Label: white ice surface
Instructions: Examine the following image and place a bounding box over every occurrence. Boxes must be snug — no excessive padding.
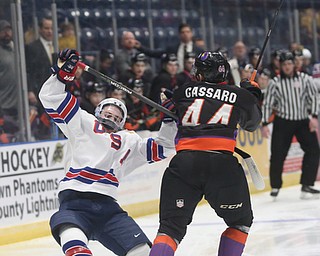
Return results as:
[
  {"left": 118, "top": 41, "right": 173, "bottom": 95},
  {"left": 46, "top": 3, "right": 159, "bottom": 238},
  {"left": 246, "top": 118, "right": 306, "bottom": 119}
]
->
[{"left": 1, "top": 182, "right": 320, "bottom": 256}]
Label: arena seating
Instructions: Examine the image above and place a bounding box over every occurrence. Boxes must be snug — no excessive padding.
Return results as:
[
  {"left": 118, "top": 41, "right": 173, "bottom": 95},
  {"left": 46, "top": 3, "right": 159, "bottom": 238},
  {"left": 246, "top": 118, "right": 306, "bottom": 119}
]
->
[{"left": 21, "top": 0, "right": 285, "bottom": 53}]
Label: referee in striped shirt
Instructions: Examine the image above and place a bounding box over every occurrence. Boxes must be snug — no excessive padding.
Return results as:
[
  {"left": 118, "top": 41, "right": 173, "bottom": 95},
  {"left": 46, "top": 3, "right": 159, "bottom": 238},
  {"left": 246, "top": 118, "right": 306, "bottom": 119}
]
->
[{"left": 261, "top": 50, "right": 320, "bottom": 200}]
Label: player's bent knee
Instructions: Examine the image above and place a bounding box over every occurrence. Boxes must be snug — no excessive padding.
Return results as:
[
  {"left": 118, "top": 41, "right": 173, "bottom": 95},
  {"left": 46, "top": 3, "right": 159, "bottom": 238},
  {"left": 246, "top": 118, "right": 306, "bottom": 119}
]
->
[
  {"left": 126, "top": 243, "right": 150, "bottom": 256},
  {"left": 231, "top": 225, "right": 250, "bottom": 234},
  {"left": 160, "top": 216, "right": 190, "bottom": 242},
  {"left": 225, "top": 214, "right": 253, "bottom": 229}
]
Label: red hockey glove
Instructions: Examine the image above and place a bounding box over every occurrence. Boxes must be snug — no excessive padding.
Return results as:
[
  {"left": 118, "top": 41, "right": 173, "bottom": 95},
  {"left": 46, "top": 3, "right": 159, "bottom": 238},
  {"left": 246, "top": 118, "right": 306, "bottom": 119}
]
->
[
  {"left": 159, "top": 89, "right": 176, "bottom": 123},
  {"left": 240, "top": 79, "right": 262, "bottom": 101},
  {"left": 160, "top": 98, "right": 175, "bottom": 123},
  {"left": 51, "top": 49, "right": 80, "bottom": 83},
  {"left": 160, "top": 89, "right": 175, "bottom": 123}
]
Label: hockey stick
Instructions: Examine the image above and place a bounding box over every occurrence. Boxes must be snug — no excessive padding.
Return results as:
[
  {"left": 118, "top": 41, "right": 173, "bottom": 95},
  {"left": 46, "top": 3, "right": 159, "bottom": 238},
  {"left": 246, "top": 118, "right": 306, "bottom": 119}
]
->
[
  {"left": 234, "top": 147, "right": 265, "bottom": 190},
  {"left": 79, "top": 62, "right": 264, "bottom": 190},
  {"left": 236, "top": 1, "right": 286, "bottom": 190},
  {"left": 250, "top": 0, "right": 285, "bottom": 82},
  {"left": 78, "top": 62, "right": 178, "bottom": 121}
]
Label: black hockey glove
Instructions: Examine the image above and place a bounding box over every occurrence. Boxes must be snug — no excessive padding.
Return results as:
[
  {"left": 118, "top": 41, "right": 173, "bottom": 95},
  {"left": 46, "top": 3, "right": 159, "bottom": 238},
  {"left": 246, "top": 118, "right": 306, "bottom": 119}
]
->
[
  {"left": 240, "top": 79, "right": 262, "bottom": 101},
  {"left": 51, "top": 48, "right": 80, "bottom": 84}
]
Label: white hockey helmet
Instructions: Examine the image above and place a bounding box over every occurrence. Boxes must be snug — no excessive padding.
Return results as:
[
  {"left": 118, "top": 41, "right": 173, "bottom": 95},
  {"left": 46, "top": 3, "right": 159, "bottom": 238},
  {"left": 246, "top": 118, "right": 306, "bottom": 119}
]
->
[{"left": 95, "top": 98, "right": 127, "bottom": 131}]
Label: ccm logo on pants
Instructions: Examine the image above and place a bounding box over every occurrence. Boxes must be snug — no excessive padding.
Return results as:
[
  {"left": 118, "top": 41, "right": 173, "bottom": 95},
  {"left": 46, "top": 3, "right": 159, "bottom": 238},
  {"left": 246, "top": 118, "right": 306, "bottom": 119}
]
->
[{"left": 220, "top": 203, "right": 243, "bottom": 209}]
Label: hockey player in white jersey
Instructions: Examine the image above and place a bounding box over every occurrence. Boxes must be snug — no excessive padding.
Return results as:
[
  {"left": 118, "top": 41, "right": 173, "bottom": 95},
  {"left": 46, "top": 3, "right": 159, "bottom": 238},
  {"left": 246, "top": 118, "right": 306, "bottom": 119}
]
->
[{"left": 38, "top": 49, "right": 177, "bottom": 256}]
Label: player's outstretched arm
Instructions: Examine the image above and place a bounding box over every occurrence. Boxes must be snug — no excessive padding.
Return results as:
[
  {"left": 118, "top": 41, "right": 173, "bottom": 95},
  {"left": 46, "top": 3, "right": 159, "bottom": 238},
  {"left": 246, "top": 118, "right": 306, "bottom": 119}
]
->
[{"left": 39, "top": 49, "right": 83, "bottom": 135}]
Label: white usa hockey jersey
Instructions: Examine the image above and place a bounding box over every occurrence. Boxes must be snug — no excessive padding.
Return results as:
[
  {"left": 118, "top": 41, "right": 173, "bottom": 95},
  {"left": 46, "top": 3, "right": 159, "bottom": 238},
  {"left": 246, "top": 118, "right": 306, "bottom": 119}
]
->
[{"left": 39, "top": 75, "right": 177, "bottom": 200}]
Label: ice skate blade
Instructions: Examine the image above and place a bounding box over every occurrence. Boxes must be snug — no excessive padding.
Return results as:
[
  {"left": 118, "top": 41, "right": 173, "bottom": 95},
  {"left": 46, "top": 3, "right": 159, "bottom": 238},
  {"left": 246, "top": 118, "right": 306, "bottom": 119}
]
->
[{"left": 300, "top": 192, "right": 320, "bottom": 200}]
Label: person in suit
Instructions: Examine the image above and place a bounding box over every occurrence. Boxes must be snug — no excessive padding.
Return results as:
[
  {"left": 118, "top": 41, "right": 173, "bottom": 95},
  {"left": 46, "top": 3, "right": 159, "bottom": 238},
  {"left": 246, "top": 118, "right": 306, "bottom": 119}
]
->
[
  {"left": 135, "top": 23, "right": 203, "bottom": 72},
  {"left": 25, "top": 16, "right": 54, "bottom": 140}
]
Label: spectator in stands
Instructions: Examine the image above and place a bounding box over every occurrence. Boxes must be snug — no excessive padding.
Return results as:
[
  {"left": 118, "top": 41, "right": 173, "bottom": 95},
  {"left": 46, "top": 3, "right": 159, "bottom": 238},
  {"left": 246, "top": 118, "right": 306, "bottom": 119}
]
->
[
  {"left": 248, "top": 47, "right": 261, "bottom": 71},
  {"left": 124, "top": 79, "right": 160, "bottom": 131},
  {"left": 194, "top": 37, "right": 206, "bottom": 51},
  {"left": 109, "top": 88, "right": 126, "bottom": 102},
  {"left": 81, "top": 81, "right": 107, "bottom": 115},
  {"left": 119, "top": 53, "right": 153, "bottom": 97},
  {"left": 257, "top": 68, "right": 271, "bottom": 105},
  {"left": 58, "top": 22, "right": 77, "bottom": 51},
  {"left": 312, "top": 62, "right": 320, "bottom": 90},
  {"left": 0, "top": 107, "right": 19, "bottom": 144},
  {"left": 301, "top": 48, "right": 313, "bottom": 75},
  {"left": 24, "top": 25, "right": 36, "bottom": 45},
  {"left": 99, "top": 48, "right": 115, "bottom": 78},
  {"left": 176, "top": 52, "right": 196, "bottom": 87},
  {"left": 265, "top": 49, "right": 282, "bottom": 79},
  {"left": 0, "top": 19, "right": 20, "bottom": 142},
  {"left": 292, "top": 48, "right": 304, "bottom": 73},
  {"left": 289, "top": 41, "right": 303, "bottom": 52},
  {"left": 150, "top": 53, "right": 179, "bottom": 102},
  {"left": 229, "top": 40, "right": 248, "bottom": 86},
  {"left": 114, "top": 31, "right": 141, "bottom": 80},
  {"left": 258, "top": 68, "right": 271, "bottom": 90},
  {"left": 0, "top": 20, "right": 18, "bottom": 120},
  {"left": 136, "top": 23, "right": 203, "bottom": 72},
  {"left": 25, "top": 16, "right": 54, "bottom": 140}
]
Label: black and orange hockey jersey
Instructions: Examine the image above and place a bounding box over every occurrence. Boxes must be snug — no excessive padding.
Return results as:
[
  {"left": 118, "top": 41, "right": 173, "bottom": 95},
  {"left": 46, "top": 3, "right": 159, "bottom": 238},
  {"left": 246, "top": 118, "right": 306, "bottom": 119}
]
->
[{"left": 172, "top": 81, "right": 262, "bottom": 152}]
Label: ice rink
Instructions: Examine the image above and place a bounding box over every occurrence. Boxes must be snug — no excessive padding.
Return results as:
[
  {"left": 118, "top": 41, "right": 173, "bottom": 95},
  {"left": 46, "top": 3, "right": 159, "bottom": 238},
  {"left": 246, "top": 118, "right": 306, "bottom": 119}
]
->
[{"left": 1, "top": 182, "right": 320, "bottom": 256}]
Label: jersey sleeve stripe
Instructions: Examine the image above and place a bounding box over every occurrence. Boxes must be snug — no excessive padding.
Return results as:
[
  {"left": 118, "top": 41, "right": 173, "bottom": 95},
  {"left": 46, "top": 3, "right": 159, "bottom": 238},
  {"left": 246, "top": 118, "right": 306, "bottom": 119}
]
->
[
  {"left": 45, "top": 92, "right": 79, "bottom": 124},
  {"left": 58, "top": 93, "right": 79, "bottom": 121},
  {"left": 45, "top": 108, "right": 65, "bottom": 123},
  {"left": 146, "top": 138, "right": 166, "bottom": 163}
]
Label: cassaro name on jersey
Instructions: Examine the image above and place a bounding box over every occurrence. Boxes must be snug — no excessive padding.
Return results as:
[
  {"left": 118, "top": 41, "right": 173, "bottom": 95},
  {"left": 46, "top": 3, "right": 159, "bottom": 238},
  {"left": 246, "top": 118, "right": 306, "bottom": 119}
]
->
[{"left": 185, "top": 87, "right": 237, "bottom": 104}]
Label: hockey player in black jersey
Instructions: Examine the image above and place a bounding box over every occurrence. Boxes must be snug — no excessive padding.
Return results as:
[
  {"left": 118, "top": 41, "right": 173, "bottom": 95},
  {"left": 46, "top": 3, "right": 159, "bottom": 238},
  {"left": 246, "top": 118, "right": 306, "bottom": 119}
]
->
[{"left": 149, "top": 51, "right": 262, "bottom": 256}]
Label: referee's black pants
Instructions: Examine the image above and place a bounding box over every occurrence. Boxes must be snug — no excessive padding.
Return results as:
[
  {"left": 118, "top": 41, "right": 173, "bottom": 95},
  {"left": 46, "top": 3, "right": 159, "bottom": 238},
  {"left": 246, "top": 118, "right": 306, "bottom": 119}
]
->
[{"left": 270, "top": 116, "right": 320, "bottom": 189}]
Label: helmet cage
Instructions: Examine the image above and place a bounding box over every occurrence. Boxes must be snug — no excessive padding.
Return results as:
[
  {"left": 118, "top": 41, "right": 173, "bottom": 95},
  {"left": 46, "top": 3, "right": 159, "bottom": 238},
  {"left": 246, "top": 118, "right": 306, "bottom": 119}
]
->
[{"left": 95, "top": 98, "right": 127, "bottom": 131}]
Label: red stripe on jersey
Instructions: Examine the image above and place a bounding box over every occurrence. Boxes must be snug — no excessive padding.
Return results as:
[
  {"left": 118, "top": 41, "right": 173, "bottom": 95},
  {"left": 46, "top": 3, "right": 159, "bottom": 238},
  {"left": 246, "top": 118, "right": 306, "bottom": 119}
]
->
[
  {"left": 103, "top": 173, "right": 119, "bottom": 183},
  {"left": 176, "top": 137, "right": 236, "bottom": 152},
  {"left": 152, "top": 140, "right": 161, "bottom": 161},
  {"left": 66, "top": 169, "right": 119, "bottom": 183},
  {"left": 48, "top": 112, "right": 61, "bottom": 119},
  {"left": 60, "top": 95, "right": 77, "bottom": 119}
]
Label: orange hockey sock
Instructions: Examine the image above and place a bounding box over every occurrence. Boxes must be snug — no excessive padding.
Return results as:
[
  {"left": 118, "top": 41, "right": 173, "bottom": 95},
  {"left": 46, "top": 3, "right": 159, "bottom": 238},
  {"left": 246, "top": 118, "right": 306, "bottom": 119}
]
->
[
  {"left": 218, "top": 227, "right": 248, "bottom": 256},
  {"left": 149, "top": 234, "right": 177, "bottom": 256}
]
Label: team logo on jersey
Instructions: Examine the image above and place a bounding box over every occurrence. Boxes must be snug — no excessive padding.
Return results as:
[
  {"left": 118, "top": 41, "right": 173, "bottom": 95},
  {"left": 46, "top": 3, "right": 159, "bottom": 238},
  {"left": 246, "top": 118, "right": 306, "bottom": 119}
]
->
[{"left": 176, "top": 199, "right": 184, "bottom": 208}]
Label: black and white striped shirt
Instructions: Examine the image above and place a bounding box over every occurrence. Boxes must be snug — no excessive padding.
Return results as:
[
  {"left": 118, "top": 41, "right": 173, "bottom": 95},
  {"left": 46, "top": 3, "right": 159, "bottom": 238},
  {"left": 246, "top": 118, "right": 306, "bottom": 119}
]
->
[{"left": 262, "top": 72, "right": 319, "bottom": 123}]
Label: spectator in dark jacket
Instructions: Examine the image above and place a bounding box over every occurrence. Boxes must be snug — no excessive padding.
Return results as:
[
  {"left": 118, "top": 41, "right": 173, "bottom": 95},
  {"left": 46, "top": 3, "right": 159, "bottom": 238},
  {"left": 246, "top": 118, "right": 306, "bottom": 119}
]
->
[
  {"left": 176, "top": 52, "right": 196, "bottom": 87},
  {"left": 150, "top": 53, "right": 179, "bottom": 102}
]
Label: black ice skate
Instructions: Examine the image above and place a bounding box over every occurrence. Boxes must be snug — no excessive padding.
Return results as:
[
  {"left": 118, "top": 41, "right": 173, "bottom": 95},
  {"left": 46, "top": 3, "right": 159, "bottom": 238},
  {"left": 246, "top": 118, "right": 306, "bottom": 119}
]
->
[
  {"left": 300, "top": 185, "right": 320, "bottom": 200},
  {"left": 270, "top": 188, "right": 280, "bottom": 201}
]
